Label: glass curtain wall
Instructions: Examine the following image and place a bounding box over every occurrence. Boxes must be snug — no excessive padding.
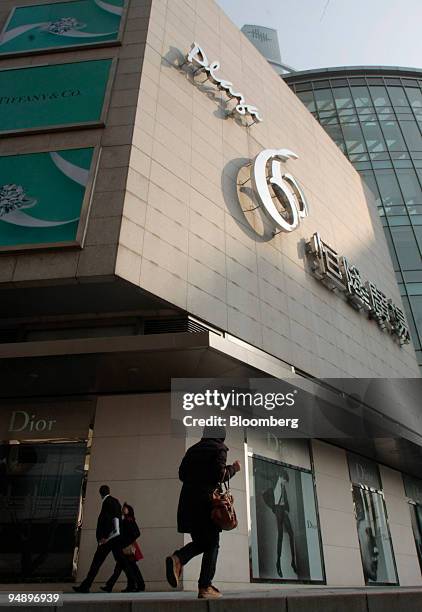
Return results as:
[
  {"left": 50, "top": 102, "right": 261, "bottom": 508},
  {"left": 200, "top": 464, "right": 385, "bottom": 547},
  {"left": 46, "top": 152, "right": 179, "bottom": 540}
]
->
[{"left": 288, "top": 72, "right": 422, "bottom": 371}]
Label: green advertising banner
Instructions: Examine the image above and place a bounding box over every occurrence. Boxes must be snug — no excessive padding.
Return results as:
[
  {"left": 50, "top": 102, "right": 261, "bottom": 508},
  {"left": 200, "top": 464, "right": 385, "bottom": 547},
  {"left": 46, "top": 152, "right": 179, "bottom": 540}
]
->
[
  {"left": 0, "top": 0, "right": 125, "bottom": 56},
  {"left": 0, "top": 59, "right": 113, "bottom": 135},
  {"left": 0, "top": 148, "right": 96, "bottom": 250}
]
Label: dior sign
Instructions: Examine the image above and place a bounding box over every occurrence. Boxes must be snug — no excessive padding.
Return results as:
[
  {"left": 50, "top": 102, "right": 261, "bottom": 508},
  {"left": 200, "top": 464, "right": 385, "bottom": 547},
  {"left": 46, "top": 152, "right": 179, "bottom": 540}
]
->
[
  {"left": 186, "top": 43, "right": 262, "bottom": 124},
  {"left": 9, "top": 410, "right": 57, "bottom": 433}
]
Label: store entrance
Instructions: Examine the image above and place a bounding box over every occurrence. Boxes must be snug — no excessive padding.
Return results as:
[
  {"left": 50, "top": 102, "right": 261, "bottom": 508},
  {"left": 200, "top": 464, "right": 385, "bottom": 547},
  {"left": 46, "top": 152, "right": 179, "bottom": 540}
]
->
[
  {"left": 0, "top": 399, "right": 94, "bottom": 583},
  {"left": 0, "top": 442, "right": 87, "bottom": 582}
]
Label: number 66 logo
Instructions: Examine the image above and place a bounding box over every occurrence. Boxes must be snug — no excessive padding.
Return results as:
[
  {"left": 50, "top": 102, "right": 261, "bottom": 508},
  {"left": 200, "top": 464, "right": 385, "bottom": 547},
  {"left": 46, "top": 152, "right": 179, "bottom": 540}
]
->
[{"left": 251, "top": 149, "right": 309, "bottom": 233}]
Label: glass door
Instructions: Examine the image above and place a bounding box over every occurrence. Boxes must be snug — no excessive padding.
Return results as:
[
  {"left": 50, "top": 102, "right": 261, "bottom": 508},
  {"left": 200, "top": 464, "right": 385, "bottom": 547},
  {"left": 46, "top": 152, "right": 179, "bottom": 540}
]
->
[{"left": 0, "top": 442, "right": 87, "bottom": 582}]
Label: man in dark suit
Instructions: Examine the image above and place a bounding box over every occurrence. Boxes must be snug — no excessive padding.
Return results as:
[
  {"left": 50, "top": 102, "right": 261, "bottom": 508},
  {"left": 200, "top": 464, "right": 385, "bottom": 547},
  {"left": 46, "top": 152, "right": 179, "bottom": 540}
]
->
[{"left": 73, "top": 484, "right": 133, "bottom": 593}]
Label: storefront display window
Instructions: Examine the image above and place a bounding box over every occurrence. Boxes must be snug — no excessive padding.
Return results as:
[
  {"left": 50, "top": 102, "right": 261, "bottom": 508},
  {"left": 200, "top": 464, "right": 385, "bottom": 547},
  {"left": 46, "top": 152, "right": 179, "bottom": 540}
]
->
[
  {"left": 403, "top": 474, "right": 422, "bottom": 572},
  {"left": 247, "top": 437, "right": 324, "bottom": 584},
  {"left": 348, "top": 453, "right": 398, "bottom": 585},
  {"left": 0, "top": 401, "right": 93, "bottom": 582}
]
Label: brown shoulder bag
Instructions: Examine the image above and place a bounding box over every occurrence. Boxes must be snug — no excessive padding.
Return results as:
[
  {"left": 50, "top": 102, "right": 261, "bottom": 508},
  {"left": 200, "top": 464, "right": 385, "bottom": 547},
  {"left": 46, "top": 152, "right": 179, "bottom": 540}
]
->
[{"left": 211, "top": 481, "right": 238, "bottom": 531}]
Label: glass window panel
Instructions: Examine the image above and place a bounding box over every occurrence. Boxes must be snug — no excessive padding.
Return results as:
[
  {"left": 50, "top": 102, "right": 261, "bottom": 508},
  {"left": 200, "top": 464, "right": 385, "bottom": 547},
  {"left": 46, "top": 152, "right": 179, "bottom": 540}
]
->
[
  {"left": 354, "top": 161, "right": 372, "bottom": 170},
  {"left": 383, "top": 226, "right": 400, "bottom": 269},
  {"left": 375, "top": 169, "right": 404, "bottom": 205},
  {"left": 381, "top": 120, "right": 406, "bottom": 151},
  {"left": 404, "top": 270, "right": 422, "bottom": 282},
  {"left": 408, "top": 504, "right": 422, "bottom": 572},
  {"left": 248, "top": 454, "right": 324, "bottom": 583},
  {"left": 393, "top": 159, "right": 413, "bottom": 168},
  {"left": 405, "top": 88, "right": 422, "bottom": 109},
  {"left": 387, "top": 86, "right": 410, "bottom": 108},
  {"left": 352, "top": 487, "right": 398, "bottom": 585},
  {"left": 372, "top": 160, "right": 393, "bottom": 169},
  {"left": 396, "top": 168, "right": 422, "bottom": 204},
  {"left": 361, "top": 170, "right": 381, "bottom": 204},
  {"left": 330, "top": 78, "right": 348, "bottom": 86},
  {"left": 342, "top": 123, "right": 366, "bottom": 154},
  {"left": 403, "top": 79, "right": 420, "bottom": 88},
  {"left": 402, "top": 295, "right": 421, "bottom": 348},
  {"left": 294, "top": 82, "right": 312, "bottom": 92},
  {"left": 333, "top": 86, "right": 353, "bottom": 109},
  {"left": 361, "top": 122, "right": 386, "bottom": 152},
  {"left": 399, "top": 120, "right": 422, "bottom": 151},
  {"left": 370, "top": 86, "right": 390, "bottom": 107},
  {"left": 296, "top": 91, "right": 316, "bottom": 112},
  {"left": 314, "top": 88, "right": 335, "bottom": 111},
  {"left": 411, "top": 215, "right": 422, "bottom": 225},
  {"left": 388, "top": 216, "right": 411, "bottom": 226},
  {"left": 385, "top": 206, "right": 407, "bottom": 216},
  {"left": 313, "top": 80, "right": 330, "bottom": 89},
  {"left": 324, "top": 125, "right": 346, "bottom": 152},
  {"left": 390, "top": 226, "right": 422, "bottom": 270},
  {"left": 0, "top": 442, "right": 86, "bottom": 581},
  {"left": 351, "top": 86, "right": 372, "bottom": 108},
  {"left": 339, "top": 115, "right": 359, "bottom": 124},
  {"left": 406, "top": 283, "right": 422, "bottom": 295},
  {"left": 414, "top": 226, "right": 422, "bottom": 253},
  {"left": 409, "top": 295, "right": 422, "bottom": 341}
]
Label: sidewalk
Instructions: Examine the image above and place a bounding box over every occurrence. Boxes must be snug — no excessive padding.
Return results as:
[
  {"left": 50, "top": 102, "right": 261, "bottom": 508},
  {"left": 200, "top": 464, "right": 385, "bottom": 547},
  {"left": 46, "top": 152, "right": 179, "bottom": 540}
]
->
[{"left": 18, "top": 586, "right": 422, "bottom": 611}]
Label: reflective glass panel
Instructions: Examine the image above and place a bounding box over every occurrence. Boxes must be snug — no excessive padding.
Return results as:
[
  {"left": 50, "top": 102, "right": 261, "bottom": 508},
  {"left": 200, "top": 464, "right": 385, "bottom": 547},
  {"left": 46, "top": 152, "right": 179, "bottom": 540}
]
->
[
  {"left": 375, "top": 169, "right": 404, "bottom": 206},
  {"left": 370, "top": 86, "right": 390, "bottom": 107},
  {"left": 396, "top": 168, "right": 422, "bottom": 204},
  {"left": 387, "top": 86, "right": 410, "bottom": 108},
  {"left": 342, "top": 123, "right": 366, "bottom": 154},
  {"left": 361, "top": 122, "right": 386, "bottom": 152},
  {"left": 409, "top": 295, "right": 422, "bottom": 340},
  {"left": 314, "top": 88, "right": 335, "bottom": 111},
  {"left": 333, "top": 87, "right": 353, "bottom": 109},
  {"left": 248, "top": 453, "right": 324, "bottom": 583},
  {"left": 405, "top": 88, "right": 422, "bottom": 109},
  {"left": 390, "top": 226, "right": 422, "bottom": 270},
  {"left": 399, "top": 121, "right": 422, "bottom": 151},
  {"left": 296, "top": 91, "right": 316, "bottom": 113},
  {"left": 380, "top": 121, "right": 406, "bottom": 151},
  {"left": 351, "top": 86, "right": 372, "bottom": 108},
  {"left": 0, "top": 442, "right": 86, "bottom": 581}
]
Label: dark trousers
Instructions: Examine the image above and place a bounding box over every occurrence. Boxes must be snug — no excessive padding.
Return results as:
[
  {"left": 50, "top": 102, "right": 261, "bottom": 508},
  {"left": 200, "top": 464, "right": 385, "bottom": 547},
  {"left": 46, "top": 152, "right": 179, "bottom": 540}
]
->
[
  {"left": 79, "top": 537, "right": 134, "bottom": 590},
  {"left": 175, "top": 527, "right": 220, "bottom": 588},
  {"left": 105, "top": 559, "right": 145, "bottom": 591}
]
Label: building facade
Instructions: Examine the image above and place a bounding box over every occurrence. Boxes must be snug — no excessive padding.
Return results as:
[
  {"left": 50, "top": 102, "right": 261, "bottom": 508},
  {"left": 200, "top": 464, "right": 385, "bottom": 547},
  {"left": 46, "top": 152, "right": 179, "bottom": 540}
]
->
[
  {"left": 285, "top": 66, "right": 422, "bottom": 374},
  {"left": 0, "top": 0, "right": 422, "bottom": 594}
]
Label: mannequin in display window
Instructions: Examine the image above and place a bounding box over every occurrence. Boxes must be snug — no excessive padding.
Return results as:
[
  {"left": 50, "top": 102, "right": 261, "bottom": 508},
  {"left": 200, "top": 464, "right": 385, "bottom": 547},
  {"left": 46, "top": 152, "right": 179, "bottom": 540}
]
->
[{"left": 262, "top": 468, "right": 297, "bottom": 578}]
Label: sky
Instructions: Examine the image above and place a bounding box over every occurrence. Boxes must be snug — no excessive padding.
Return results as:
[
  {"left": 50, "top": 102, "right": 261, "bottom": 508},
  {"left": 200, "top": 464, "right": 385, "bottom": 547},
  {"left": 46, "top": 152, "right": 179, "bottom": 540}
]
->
[{"left": 215, "top": 0, "right": 422, "bottom": 72}]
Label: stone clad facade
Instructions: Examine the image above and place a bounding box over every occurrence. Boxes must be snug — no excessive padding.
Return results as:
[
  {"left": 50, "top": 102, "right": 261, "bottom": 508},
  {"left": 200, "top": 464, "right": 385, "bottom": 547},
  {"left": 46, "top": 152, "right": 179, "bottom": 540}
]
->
[{"left": 0, "top": 0, "right": 421, "bottom": 594}]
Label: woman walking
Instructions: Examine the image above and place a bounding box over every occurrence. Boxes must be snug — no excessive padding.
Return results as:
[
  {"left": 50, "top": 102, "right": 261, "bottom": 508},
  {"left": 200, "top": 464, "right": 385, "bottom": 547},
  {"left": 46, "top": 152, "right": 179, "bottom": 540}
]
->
[
  {"left": 165, "top": 426, "right": 241, "bottom": 599},
  {"left": 101, "top": 503, "right": 145, "bottom": 593}
]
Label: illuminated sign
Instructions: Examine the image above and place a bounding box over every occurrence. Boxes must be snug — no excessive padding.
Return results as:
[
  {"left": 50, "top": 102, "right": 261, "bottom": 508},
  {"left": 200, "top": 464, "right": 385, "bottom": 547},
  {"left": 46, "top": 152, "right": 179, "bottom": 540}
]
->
[
  {"left": 306, "top": 232, "right": 410, "bottom": 345},
  {"left": 185, "top": 42, "right": 262, "bottom": 124},
  {"left": 0, "top": 147, "right": 98, "bottom": 252},
  {"left": 0, "top": 0, "right": 125, "bottom": 56},
  {"left": 0, "top": 59, "right": 113, "bottom": 135}
]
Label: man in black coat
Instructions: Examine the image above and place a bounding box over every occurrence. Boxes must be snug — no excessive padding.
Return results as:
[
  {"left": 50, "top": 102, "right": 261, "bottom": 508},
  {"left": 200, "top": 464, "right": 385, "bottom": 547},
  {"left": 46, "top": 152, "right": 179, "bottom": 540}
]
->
[
  {"left": 165, "top": 427, "right": 240, "bottom": 599},
  {"left": 73, "top": 485, "right": 133, "bottom": 593}
]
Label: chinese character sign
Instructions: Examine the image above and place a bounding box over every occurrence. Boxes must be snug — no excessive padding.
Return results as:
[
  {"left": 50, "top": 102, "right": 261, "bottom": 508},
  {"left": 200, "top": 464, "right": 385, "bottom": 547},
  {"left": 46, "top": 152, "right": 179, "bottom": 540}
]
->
[{"left": 305, "top": 233, "right": 410, "bottom": 346}]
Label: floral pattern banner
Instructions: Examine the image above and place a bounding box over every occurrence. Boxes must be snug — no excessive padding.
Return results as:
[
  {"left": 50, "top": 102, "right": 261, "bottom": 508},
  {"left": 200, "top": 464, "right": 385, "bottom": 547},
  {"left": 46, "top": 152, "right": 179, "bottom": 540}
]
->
[
  {"left": 0, "top": 148, "right": 95, "bottom": 250},
  {"left": 0, "top": 0, "right": 124, "bottom": 55}
]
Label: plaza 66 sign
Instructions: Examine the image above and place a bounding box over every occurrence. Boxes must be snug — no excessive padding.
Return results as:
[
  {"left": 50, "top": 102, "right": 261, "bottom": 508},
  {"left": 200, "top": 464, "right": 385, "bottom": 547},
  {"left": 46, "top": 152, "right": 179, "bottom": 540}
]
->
[{"left": 238, "top": 148, "right": 309, "bottom": 235}]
